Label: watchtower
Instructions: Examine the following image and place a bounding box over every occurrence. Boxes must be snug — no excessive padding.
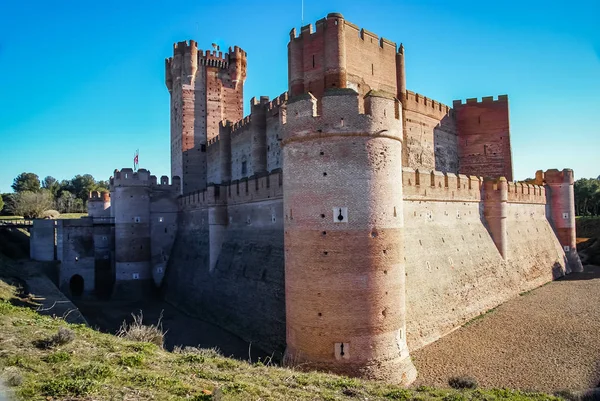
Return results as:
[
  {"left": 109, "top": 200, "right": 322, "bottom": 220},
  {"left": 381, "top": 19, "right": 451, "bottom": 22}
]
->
[
  {"left": 166, "top": 41, "right": 247, "bottom": 194},
  {"left": 288, "top": 13, "right": 404, "bottom": 103}
]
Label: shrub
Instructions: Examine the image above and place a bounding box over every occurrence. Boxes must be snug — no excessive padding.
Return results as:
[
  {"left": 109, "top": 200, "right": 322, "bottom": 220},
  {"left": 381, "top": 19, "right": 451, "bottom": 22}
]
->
[
  {"left": 448, "top": 375, "right": 478, "bottom": 390},
  {"left": 35, "top": 327, "right": 75, "bottom": 349},
  {"left": 41, "top": 209, "right": 60, "bottom": 219},
  {"left": 117, "top": 310, "right": 165, "bottom": 348}
]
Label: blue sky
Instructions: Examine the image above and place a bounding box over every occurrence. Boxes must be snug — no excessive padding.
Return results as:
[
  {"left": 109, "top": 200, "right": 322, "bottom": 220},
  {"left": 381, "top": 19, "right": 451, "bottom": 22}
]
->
[{"left": 0, "top": 0, "right": 598, "bottom": 193}]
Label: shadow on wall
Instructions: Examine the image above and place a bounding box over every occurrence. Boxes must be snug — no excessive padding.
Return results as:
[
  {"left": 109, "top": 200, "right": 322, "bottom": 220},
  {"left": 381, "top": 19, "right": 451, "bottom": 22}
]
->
[
  {"left": 434, "top": 114, "right": 458, "bottom": 173},
  {"left": 0, "top": 228, "right": 30, "bottom": 259}
]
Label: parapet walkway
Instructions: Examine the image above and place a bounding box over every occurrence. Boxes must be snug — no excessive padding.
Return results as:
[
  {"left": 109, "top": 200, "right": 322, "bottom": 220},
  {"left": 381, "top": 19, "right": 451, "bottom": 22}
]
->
[{"left": 412, "top": 264, "right": 600, "bottom": 392}]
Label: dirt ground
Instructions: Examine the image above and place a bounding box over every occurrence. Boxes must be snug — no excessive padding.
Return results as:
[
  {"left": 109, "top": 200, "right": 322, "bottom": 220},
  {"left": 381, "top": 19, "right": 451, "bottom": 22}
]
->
[{"left": 412, "top": 264, "right": 600, "bottom": 392}]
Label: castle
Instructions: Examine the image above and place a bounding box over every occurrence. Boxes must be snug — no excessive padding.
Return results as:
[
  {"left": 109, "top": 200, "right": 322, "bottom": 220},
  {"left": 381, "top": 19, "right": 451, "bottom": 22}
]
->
[{"left": 29, "top": 13, "right": 583, "bottom": 384}]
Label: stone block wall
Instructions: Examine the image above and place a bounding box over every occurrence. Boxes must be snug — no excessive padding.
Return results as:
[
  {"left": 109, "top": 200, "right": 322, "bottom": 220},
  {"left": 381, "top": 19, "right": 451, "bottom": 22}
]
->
[
  {"left": 57, "top": 219, "right": 95, "bottom": 296},
  {"left": 30, "top": 220, "right": 55, "bottom": 261}
]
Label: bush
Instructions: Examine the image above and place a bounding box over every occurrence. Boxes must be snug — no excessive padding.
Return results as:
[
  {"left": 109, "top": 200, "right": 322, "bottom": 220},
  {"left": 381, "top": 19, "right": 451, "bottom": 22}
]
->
[
  {"left": 35, "top": 327, "right": 75, "bottom": 349},
  {"left": 41, "top": 209, "right": 60, "bottom": 219},
  {"left": 7, "top": 190, "right": 53, "bottom": 219},
  {"left": 448, "top": 375, "right": 478, "bottom": 390},
  {"left": 117, "top": 310, "right": 165, "bottom": 348}
]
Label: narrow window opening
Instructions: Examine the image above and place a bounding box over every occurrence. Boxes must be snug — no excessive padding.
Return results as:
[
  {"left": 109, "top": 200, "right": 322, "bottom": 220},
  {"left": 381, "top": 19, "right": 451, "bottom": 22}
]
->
[
  {"left": 484, "top": 145, "right": 488, "bottom": 156},
  {"left": 371, "top": 64, "right": 374, "bottom": 75},
  {"left": 201, "top": 144, "right": 206, "bottom": 152},
  {"left": 312, "top": 55, "right": 315, "bottom": 68}
]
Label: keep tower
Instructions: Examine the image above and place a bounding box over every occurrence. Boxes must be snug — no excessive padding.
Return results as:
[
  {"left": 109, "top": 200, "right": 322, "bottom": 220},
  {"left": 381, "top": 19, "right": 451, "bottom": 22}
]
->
[
  {"left": 281, "top": 88, "right": 417, "bottom": 384},
  {"left": 166, "top": 41, "right": 247, "bottom": 194}
]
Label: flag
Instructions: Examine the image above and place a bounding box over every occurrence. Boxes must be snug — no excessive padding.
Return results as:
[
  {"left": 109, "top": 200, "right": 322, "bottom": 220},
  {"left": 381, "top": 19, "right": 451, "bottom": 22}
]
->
[{"left": 133, "top": 149, "right": 139, "bottom": 171}]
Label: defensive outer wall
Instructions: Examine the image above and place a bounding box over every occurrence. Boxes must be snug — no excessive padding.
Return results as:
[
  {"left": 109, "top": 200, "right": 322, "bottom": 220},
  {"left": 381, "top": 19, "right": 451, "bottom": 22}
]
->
[
  {"left": 164, "top": 89, "right": 582, "bottom": 382},
  {"left": 30, "top": 12, "right": 583, "bottom": 384}
]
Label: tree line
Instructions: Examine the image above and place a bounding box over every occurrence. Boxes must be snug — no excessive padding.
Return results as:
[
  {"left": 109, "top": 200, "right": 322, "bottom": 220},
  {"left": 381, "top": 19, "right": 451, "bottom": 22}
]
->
[
  {"left": 575, "top": 177, "right": 600, "bottom": 217},
  {"left": 1, "top": 172, "right": 109, "bottom": 218}
]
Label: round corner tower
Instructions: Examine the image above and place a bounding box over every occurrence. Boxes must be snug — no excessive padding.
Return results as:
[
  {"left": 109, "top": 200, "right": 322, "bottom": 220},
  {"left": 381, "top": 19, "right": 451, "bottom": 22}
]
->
[
  {"left": 281, "top": 88, "right": 417, "bottom": 384},
  {"left": 544, "top": 168, "right": 583, "bottom": 273}
]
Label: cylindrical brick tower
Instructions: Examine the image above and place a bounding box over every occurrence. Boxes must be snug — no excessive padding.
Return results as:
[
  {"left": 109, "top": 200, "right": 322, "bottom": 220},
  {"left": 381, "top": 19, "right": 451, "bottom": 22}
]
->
[
  {"left": 110, "top": 168, "right": 152, "bottom": 299},
  {"left": 483, "top": 177, "right": 508, "bottom": 259},
  {"left": 544, "top": 169, "right": 583, "bottom": 273},
  {"left": 281, "top": 88, "right": 416, "bottom": 384}
]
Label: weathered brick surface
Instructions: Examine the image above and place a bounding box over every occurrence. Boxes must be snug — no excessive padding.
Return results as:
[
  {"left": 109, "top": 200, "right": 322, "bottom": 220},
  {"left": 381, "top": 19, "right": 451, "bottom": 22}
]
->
[
  {"left": 281, "top": 91, "right": 416, "bottom": 383},
  {"left": 544, "top": 169, "right": 583, "bottom": 273},
  {"left": 454, "top": 96, "right": 513, "bottom": 180},
  {"left": 166, "top": 42, "right": 245, "bottom": 193}
]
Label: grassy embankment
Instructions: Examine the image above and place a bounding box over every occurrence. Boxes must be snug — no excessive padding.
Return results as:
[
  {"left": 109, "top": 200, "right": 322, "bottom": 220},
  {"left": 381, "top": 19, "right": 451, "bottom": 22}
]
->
[
  {"left": 0, "top": 256, "right": 561, "bottom": 401},
  {"left": 0, "top": 213, "right": 88, "bottom": 221}
]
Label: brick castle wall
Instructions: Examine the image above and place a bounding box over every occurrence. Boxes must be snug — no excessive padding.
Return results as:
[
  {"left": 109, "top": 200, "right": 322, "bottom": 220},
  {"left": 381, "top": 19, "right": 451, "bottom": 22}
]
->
[{"left": 454, "top": 96, "right": 513, "bottom": 180}]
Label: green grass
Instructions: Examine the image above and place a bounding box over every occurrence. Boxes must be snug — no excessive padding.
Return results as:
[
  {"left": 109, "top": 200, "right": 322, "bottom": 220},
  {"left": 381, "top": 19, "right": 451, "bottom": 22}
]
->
[
  {"left": 0, "top": 259, "right": 562, "bottom": 400},
  {"left": 464, "top": 306, "right": 499, "bottom": 327},
  {"left": 0, "top": 213, "right": 87, "bottom": 220}
]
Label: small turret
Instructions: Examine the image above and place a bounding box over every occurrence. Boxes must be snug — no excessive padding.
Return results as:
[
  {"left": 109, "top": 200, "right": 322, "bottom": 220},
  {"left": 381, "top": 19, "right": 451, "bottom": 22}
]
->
[
  {"left": 396, "top": 44, "right": 406, "bottom": 106},
  {"left": 228, "top": 46, "right": 247, "bottom": 89},
  {"left": 543, "top": 168, "right": 583, "bottom": 273}
]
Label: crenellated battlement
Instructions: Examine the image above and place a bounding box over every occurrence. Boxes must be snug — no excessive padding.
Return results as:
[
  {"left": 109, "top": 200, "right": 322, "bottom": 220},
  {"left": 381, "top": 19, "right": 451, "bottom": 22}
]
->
[
  {"left": 282, "top": 88, "right": 401, "bottom": 143},
  {"left": 289, "top": 13, "right": 397, "bottom": 53},
  {"left": 404, "top": 90, "right": 453, "bottom": 120},
  {"left": 543, "top": 168, "right": 574, "bottom": 185},
  {"left": 166, "top": 43, "right": 247, "bottom": 92},
  {"left": 231, "top": 115, "right": 253, "bottom": 136},
  {"left": 110, "top": 168, "right": 180, "bottom": 192},
  {"left": 452, "top": 95, "right": 508, "bottom": 108},
  {"left": 402, "top": 168, "right": 482, "bottom": 201},
  {"left": 88, "top": 190, "right": 110, "bottom": 202},
  {"left": 267, "top": 92, "right": 289, "bottom": 112},
  {"left": 179, "top": 170, "right": 283, "bottom": 209},
  {"left": 507, "top": 181, "right": 546, "bottom": 204}
]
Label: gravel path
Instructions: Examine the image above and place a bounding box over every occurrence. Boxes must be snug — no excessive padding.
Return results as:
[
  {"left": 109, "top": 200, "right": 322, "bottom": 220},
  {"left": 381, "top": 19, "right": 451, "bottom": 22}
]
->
[{"left": 412, "top": 264, "right": 600, "bottom": 392}]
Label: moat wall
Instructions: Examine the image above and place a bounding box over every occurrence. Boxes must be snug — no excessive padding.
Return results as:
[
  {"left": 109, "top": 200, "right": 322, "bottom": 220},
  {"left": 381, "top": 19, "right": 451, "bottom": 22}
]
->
[
  {"left": 402, "top": 171, "right": 565, "bottom": 350},
  {"left": 163, "top": 169, "right": 569, "bottom": 356},
  {"left": 164, "top": 175, "right": 286, "bottom": 355}
]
